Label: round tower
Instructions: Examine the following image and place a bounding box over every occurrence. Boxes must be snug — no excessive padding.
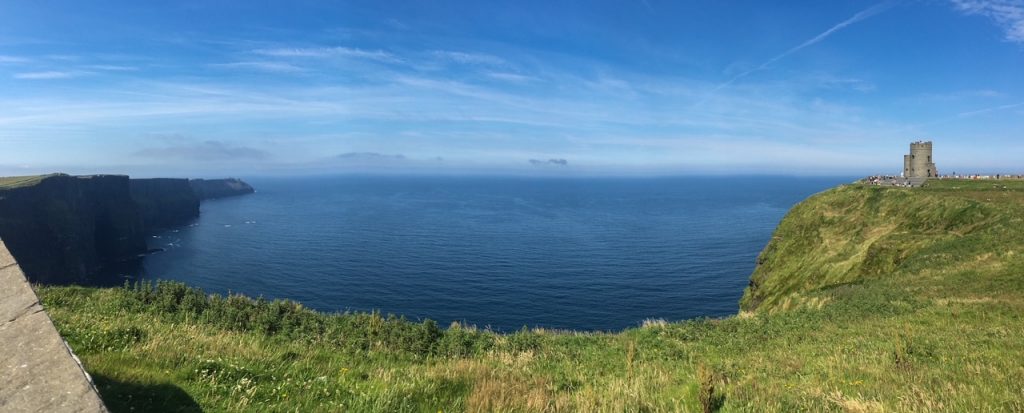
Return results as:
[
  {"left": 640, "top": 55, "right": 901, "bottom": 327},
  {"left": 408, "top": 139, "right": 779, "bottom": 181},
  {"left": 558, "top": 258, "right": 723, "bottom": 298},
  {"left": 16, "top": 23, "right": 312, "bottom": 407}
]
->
[{"left": 909, "top": 141, "right": 934, "bottom": 178}]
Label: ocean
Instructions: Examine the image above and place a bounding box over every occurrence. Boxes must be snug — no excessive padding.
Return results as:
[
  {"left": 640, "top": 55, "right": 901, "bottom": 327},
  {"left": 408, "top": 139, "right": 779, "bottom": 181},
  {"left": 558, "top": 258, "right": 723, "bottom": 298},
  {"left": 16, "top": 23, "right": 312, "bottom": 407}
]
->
[{"left": 129, "top": 175, "right": 849, "bottom": 332}]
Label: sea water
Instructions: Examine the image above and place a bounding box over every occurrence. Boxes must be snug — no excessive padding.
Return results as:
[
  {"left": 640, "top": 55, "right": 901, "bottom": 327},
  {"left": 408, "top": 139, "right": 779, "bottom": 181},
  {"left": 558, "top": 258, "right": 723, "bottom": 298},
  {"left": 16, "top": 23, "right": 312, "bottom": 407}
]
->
[{"left": 133, "top": 175, "right": 848, "bottom": 331}]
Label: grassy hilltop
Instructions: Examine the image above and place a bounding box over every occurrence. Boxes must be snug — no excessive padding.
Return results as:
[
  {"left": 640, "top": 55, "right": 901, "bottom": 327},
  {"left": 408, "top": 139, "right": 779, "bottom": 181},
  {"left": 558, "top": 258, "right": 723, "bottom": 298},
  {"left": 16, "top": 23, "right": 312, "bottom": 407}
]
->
[
  {"left": 0, "top": 173, "right": 58, "bottom": 189},
  {"left": 37, "top": 179, "right": 1024, "bottom": 412}
]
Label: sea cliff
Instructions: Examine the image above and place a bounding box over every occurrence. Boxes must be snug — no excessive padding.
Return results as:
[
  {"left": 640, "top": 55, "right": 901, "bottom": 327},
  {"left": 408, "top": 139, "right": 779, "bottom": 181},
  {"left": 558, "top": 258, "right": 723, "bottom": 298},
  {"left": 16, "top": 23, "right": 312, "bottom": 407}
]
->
[
  {"left": 189, "top": 178, "right": 255, "bottom": 200},
  {"left": 0, "top": 174, "right": 253, "bottom": 284},
  {"left": 740, "top": 180, "right": 1015, "bottom": 313},
  {"left": 130, "top": 178, "right": 200, "bottom": 231},
  {"left": 0, "top": 174, "right": 147, "bottom": 284}
]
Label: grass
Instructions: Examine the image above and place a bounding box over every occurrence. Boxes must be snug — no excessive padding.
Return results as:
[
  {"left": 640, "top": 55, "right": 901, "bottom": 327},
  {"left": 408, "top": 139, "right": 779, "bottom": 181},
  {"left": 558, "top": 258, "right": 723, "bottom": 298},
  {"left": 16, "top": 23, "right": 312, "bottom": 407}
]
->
[
  {"left": 36, "top": 179, "right": 1024, "bottom": 412},
  {"left": 0, "top": 173, "right": 59, "bottom": 190}
]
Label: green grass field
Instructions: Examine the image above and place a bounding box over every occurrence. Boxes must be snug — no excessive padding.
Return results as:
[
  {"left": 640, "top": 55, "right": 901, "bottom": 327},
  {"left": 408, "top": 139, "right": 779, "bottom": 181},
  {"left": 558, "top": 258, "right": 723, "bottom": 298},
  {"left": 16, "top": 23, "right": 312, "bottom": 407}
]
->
[
  {"left": 0, "top": 174, "right": 56, "bottom": 190},
  {"left": 37, "top": 179, "right": 1024, "bottom": 412}
]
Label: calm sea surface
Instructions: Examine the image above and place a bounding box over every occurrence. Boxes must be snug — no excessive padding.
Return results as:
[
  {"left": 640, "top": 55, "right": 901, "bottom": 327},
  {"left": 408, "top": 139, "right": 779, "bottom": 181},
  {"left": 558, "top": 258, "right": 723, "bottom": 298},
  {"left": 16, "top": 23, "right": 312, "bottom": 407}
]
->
[{"left": 131, "top": 176, "right": 849, "bottom": 331}]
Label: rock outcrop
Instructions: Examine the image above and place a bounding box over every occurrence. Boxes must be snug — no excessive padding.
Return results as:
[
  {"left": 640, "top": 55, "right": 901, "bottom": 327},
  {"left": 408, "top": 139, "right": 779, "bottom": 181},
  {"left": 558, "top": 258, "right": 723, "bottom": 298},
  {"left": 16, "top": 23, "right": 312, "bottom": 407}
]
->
[
  {"left": 0, "top": 174, "right": 147, "bottom": 284},
  {"left": 130, "top": 178, "right": 200, "bottom": 231},
  {"left": 189, "top": 178, "right": 255, "bottom": 200}
]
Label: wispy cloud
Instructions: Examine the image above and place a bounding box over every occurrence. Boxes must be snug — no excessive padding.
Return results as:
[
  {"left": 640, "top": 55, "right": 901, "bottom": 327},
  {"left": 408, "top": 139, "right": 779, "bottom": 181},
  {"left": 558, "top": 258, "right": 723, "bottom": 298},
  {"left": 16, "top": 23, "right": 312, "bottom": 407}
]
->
[
  {"left": 529, "top": 158, "right": 568, "bottom": 167},
  {"left": 210, "top": 61, "right": 305, "bottom": 73},
  {"left": 431, "top": 50, "right": 506, "bottom": 66},
  {"left": 814, "top": 75, "right": 877, "bottom": 92},
  {"left": 0, "top": 55, "right": 30, "bottom": 64},
  {"left": 82, "top": 64, "right": 138, "bottom": 71},
  {"left": 956, "top": 100, "right": 1024, "bottom": 117},
  {"left": 713, "top": 1, "right": 897, "bottom": 91},
  {"left": 951, "top": 0, "right": 1024, "bottom": 42},
  {"left": 134, "top": 140, "right": 269, "bottom": 161},
  {"left": 13, "top": 71, "right": 82, "bottom": 80},
  {"left": 253, "top": 46, "right": 401, "bottom": 63},
  {"left": 487, "top": 72, "right": 537, "bottom": 83}
]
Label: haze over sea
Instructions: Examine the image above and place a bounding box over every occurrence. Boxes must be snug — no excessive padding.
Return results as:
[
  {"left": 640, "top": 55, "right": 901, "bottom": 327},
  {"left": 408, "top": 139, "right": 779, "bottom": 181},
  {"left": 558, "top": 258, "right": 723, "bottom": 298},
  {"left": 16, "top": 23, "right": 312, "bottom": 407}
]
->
[{"left": 130, "top": 176, "right": 850, "bottom": 331}]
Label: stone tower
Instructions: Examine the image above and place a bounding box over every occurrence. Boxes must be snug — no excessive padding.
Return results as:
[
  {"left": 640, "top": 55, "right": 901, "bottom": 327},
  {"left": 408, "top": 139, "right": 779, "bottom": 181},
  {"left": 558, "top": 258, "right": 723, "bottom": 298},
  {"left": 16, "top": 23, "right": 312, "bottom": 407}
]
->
[{"left": 904, "top": 141, "right": 937, "bottom": 178}]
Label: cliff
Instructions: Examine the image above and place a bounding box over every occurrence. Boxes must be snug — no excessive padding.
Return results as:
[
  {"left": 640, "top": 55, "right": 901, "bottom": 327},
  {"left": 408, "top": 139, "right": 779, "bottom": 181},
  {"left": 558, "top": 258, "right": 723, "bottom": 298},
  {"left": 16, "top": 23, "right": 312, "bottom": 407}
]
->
[
  {"left": 189, "top": 178, "right": 254, "bottom": 200},
  {"left": 129, "top": 178, "right": 200, "bottom": 231},
  {"left": 741, "top": 179, "right": 1021, "bottom": 312},
  {"left": 0, "top": 174, "right": 147, "bottom": 284},
  {"left": 0, "top": 174, "right": 254, "bottom": 284}
]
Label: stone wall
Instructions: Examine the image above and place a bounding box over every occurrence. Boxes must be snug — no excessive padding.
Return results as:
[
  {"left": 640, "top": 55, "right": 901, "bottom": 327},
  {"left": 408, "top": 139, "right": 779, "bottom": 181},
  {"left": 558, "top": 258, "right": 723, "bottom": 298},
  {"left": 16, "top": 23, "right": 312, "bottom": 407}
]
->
[{"left": 0, "top": 240, "right": 107, "bottom": 412}]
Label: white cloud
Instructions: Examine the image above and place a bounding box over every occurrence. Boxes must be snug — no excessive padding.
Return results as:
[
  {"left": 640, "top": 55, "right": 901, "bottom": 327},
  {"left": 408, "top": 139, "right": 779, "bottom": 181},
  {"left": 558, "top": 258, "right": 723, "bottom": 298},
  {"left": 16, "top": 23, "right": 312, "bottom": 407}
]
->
[
  {"left": 253, "top": 46, "right": 401, "bottom": 63},
  {"left": 956, "top": 100, "right": 1024, "bottom": 117},
  {"left": 431, "top": 50, "right": 506, "bottom": 66},
  {"left": 134, "top": 140, "right": 269, "bottom": 161},
  {"left": 83, "top": 64, "right": 138, "bottom": 71},
  {"left": 13, "top": 71, "right": 80, "bottom": 80},
  {"left": 487, "top": 72, "right": 536, "bottom": 83},
  {"left": 0, "top": 55, "right": 30, "bottom": 64},
  {"left": 951, "top": 0, "right": 1024, "bottom": 42},
  {"left": 210, "top": 61, "right": 305, "bottom": 73}
]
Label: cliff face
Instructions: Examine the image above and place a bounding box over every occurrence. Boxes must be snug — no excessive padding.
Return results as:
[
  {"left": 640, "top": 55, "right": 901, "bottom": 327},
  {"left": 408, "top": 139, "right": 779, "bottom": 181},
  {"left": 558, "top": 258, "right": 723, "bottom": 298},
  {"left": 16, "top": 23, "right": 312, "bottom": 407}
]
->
[
  {"left": 130, "top": 178, "right": 200, "bottom": 231},
  {"left": 189, "top": 178, "right": 254, "bottom": 200},
  {"left": 740, "top": 182, "right": 1009, "bottom": 313},
  {"left": 0, "top": 174, "right": 147, "bottom": 284}
]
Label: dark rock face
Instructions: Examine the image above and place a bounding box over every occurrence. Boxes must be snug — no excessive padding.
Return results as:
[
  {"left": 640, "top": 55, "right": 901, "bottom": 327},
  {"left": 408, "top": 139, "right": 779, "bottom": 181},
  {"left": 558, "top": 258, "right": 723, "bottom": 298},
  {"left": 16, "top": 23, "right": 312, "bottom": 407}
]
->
[
  {"left": 0, "top": 174, "right": 147, "bottom": 284},
  {"left": 189, "top": 178, "right": 255, "bottom": 200},
  {"left": 130, "top": 178, "right": 200, "bottom": 231}
]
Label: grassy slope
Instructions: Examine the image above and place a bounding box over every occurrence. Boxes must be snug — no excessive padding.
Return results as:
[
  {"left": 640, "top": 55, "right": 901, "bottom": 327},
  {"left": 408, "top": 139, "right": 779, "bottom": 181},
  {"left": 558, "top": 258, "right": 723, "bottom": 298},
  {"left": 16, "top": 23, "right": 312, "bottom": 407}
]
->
[
  {"left": 37, "top": 179, "right": 1024, "bottom": 412},
  {"left": 0, "top": 173, "right": 57, "bottom": 190}
]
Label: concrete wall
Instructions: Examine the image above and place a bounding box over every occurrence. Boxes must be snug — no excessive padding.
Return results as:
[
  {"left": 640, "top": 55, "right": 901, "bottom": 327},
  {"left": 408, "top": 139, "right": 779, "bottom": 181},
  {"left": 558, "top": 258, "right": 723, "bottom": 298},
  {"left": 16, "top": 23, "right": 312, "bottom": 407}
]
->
[{"left": 0, "top": 240, "right": 107, "bottom": 412}]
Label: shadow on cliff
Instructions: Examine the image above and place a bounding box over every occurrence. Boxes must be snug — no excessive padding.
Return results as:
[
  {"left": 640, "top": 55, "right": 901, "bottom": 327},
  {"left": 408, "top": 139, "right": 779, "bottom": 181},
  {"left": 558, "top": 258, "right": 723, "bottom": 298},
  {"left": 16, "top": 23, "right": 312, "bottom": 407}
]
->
[{"left": 92, "top": 373, "right": 202, "bottom": 413}]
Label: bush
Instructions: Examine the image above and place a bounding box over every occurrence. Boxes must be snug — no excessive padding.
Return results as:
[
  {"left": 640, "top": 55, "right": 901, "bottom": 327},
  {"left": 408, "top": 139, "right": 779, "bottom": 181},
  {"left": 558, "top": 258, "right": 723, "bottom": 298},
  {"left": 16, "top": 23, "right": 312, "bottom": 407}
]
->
[
  {"left": 506, "top": 326, "right": 542, "bottom": 353},
  {"left": 115, "top": 281, "right": 498, "bottom": 359}
]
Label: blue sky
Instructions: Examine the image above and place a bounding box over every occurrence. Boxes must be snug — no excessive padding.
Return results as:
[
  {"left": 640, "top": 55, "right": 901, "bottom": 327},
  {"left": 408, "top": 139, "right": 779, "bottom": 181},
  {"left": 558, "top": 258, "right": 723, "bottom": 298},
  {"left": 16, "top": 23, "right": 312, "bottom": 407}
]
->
[{"left": 1, "top": 0, "right": 1022, "bottom": 177}]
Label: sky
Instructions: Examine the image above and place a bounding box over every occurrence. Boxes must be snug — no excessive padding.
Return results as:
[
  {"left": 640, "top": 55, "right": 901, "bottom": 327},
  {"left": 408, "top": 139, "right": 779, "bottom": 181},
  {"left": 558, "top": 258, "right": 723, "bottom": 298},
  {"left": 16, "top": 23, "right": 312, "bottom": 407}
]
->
[{"left": 0, "top": 0, "right": 1022, "bottom": 177}]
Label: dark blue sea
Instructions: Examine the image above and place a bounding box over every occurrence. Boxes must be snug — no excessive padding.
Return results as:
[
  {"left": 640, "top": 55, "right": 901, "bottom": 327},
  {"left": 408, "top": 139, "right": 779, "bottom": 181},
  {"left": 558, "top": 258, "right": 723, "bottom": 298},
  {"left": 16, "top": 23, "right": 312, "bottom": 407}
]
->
[{"left": 133, "top": 176, "right": 848, "bottom": 332}]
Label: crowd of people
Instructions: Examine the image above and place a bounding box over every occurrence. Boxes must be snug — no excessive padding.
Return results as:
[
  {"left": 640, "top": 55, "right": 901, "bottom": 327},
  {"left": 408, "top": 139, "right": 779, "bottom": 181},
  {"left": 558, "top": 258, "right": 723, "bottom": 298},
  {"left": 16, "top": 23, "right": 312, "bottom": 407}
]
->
[
  {"left": 864, "top": 173, "right": 1024, "bottom": 187},
  {"left": 862, "top": 175, "right": 914, "bottom": 187},
  {"left": 936, "top": 174, "right": 1024, "bottom": 180}
]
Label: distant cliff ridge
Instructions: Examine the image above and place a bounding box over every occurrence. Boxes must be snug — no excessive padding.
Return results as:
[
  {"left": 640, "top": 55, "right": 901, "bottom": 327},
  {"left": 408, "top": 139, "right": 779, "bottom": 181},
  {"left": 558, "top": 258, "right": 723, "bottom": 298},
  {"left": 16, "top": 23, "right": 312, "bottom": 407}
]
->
[
  {"left": 130, "top": 178, "right": 200, "bottom": 231},
  {"left": 189, "top": 178, "right": 254, "bottom": 200},
  {"left": 0, "top": 174, "right": 147, "bottom": 284},
  {"left": 0, "top": 173, "right": 253, "bottom": 284}
]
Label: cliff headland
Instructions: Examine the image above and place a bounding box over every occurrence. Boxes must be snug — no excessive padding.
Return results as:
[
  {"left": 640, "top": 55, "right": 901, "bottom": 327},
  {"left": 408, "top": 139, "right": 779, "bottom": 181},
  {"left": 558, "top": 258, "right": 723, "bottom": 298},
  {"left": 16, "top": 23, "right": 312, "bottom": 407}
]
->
[
  {"left": 0, "top": 174, "right": 254, "bottom": 284},
  {"left": 24, "top": 178, "right": 1024, "bottom": 411},
  {"left": 189, "top": 178, "right": 255, "bottom": 200}
]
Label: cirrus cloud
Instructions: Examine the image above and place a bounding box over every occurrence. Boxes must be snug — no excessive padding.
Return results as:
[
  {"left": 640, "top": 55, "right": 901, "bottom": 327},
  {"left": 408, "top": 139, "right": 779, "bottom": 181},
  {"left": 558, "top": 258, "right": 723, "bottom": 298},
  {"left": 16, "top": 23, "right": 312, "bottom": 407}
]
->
[{"left": 951, "top": 0, "right": 1024, "bottom": 43}]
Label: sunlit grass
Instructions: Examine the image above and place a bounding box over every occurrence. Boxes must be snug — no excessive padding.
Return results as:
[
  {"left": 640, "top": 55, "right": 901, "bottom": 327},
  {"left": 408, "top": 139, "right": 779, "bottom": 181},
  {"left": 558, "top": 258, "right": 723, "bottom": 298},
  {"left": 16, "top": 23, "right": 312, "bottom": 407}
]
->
[
  {"left": 37, "top": 178, "right": 1024, "bottom": 411},
  {"left": 0, "top": 174, "right": 58, "bottom": 189}
]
